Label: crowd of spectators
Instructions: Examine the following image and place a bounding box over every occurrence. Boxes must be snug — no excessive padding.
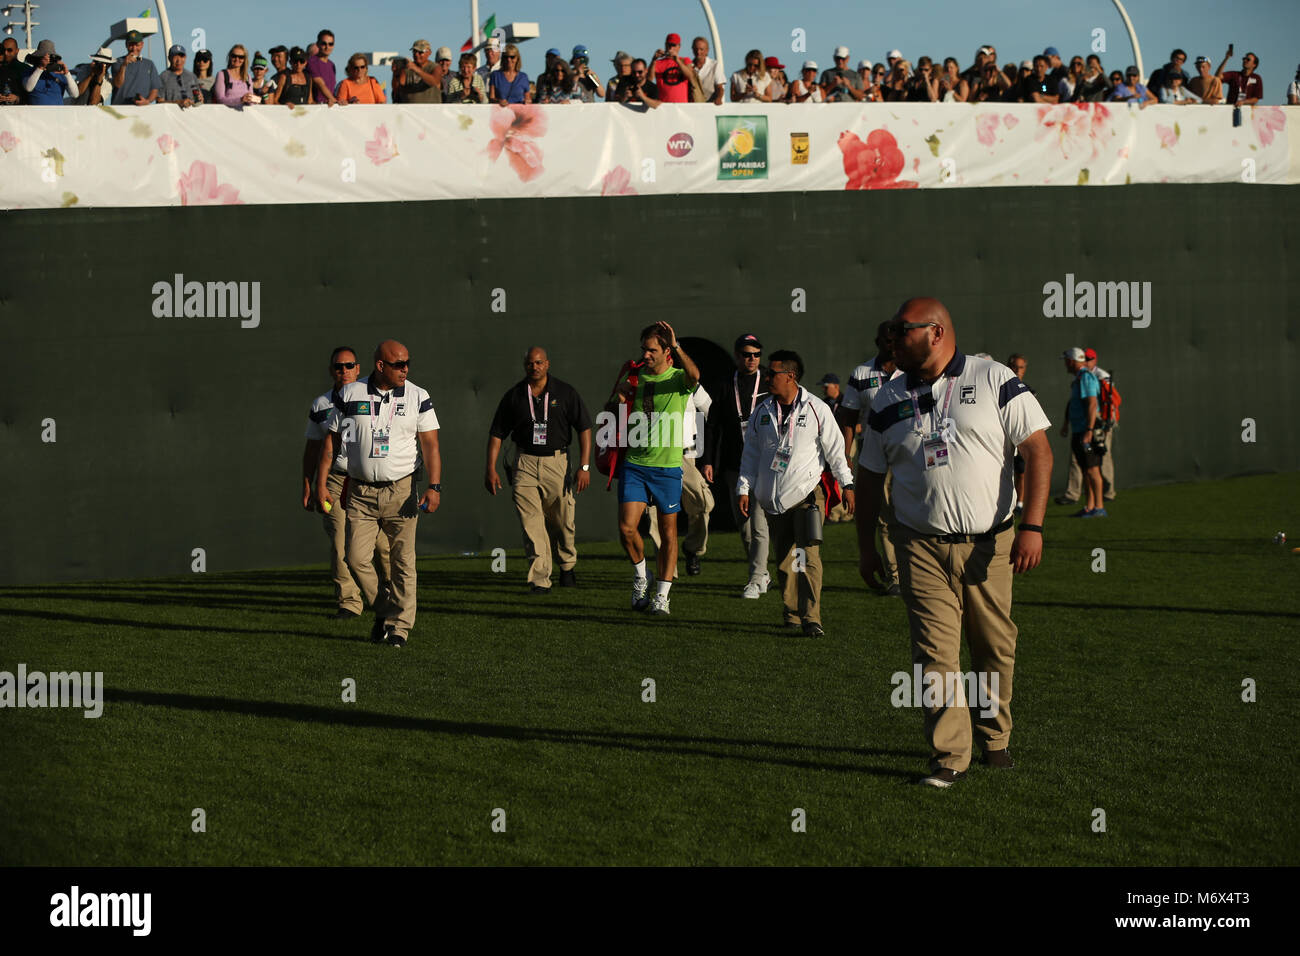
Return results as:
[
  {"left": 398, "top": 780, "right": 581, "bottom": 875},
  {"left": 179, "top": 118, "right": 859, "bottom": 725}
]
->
[{"left": 1, "top": 27, "right": 1295, "bottom": 108}]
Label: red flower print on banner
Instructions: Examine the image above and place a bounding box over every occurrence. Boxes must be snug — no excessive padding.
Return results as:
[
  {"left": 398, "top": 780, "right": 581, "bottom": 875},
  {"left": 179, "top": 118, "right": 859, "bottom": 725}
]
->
[
  {"left": 838, "top": 129, "right": 918, "bottom": 190},
  {"left": 1035, "top": 102, "right": 1113, "bottom": 160},
  {"left": 364, "top": 124, "right": 399, "bottom": 165},
  {"left": 600, "top": 165, "right": 637, "bottom": 196},
  {"left": 1252, "top": 106, "right": 1285, "bottom": 147}
]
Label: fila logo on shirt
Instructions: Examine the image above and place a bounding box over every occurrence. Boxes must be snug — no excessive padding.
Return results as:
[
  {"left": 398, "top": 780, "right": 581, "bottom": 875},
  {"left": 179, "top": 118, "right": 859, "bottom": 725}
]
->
[{"left": 959, "top": 385, "right": 976, "bottom": 405}]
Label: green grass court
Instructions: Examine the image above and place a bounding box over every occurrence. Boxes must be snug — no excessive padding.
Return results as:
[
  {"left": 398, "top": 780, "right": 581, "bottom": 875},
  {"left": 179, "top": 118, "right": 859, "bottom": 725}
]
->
[{"left": 1, "top": 474, "right": 1297, "bottom": 866}]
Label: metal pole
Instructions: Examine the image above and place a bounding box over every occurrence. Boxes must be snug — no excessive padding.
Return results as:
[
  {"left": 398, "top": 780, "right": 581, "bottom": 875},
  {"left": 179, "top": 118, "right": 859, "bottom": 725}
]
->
[
  {"left": 1110, "top": 0, "right": 1144, "bottom": 82},
  {"left": 699, "top": 0, "right": 723, "bottom": 79},
  {"left": 157, "top": 0, "right": 173, "bottom": 58},
  {"left": 472, "top": 0, "right": 481, "bottom": 50}
]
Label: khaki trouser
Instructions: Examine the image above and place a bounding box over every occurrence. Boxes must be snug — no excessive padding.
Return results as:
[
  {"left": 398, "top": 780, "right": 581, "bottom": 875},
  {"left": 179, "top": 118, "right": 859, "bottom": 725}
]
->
[
  {"left": 324, "top": 472, "right": 391, "bottom": 614},
  {"left": 648, "top": 456, "right": 714, "bottom": 556},
  {"left": 1064, "top": 425, "right": 1116, "bottom": 500},
  {"left": 878, "top": 471, "right": 899, "bottom": 588},
  {"left": 893, "top": 523, "right": 1017, "bottom": 773},
  {"left": 766, "top": 486, "right": 826, "bottom": 626},
  {"left": 828, "top": 434, "right": 861, "bottom": 522},
  {"left": 345, "top": 474, "right": 419, "bottom": 639},
  {"left": 513, "top": 451, "right": 577, "bottom": 587},
  {"left": 724, "top": 467, "right": 770, "bottom": 580}
]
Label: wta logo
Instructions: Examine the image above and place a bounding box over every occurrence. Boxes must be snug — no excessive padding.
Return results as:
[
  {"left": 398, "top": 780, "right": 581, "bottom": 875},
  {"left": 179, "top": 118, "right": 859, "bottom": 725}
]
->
[{"left": 666, "top": 132, "right": 694, "bottom": 158}]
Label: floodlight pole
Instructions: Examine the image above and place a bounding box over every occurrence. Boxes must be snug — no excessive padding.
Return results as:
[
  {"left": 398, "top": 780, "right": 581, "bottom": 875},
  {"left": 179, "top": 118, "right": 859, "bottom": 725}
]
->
[
  {"left": 2, "top": 1, "right": 39, "bottom": 50},
  {"left": 471, "top": 0, "right": 481, "bottom": 49},
  {"left": 1110, "top": 0, "right": 1144, "bottom": 81},
  {"left": 699, "top": 0, "right": 723, "bottom": 77},
  {"left": 156, "top": 0, "right": 174, "bottom": 56}
]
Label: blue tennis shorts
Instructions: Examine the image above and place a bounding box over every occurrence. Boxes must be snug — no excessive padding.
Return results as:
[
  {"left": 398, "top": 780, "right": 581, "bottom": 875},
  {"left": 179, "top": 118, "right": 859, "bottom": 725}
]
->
[{"left": 619, "top": 462, "right": 683, "bottom": 513}]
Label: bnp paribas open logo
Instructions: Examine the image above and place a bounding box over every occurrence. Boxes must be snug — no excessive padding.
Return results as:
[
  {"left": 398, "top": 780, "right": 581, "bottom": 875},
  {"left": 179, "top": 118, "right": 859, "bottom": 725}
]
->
[{"left": 716, "top": 116, "right": 768, "bottom": 181}]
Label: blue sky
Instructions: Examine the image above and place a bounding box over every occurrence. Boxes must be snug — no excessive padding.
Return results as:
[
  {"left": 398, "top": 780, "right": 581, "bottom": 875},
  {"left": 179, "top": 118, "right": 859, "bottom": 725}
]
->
[{"left": 19, "top": 0, "right": 1300, "bottom": 101}]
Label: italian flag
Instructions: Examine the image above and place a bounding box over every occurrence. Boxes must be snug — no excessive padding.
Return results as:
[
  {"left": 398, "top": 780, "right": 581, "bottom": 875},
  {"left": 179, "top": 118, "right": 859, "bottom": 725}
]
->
[{"left": 461, "top": 14, "right": 496, "bottom": 52}]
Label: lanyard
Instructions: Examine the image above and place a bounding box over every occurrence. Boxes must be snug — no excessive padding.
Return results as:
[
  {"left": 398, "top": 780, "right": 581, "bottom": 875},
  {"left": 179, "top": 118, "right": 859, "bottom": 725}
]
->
[
  {"left": 370, "top": 389, "right": 397, "bottom": 434},
  {"left": 527, "top": 387, "right": 549, "bottom": 423},
  {"left": 734, "top": 371, "right": 759, "bottom": 420},
  {"left": 774, "top": 392, "right": 800, "bottom": 447},
  {"left": 909, "top": 375, "right": 954, "bottom": 436}
]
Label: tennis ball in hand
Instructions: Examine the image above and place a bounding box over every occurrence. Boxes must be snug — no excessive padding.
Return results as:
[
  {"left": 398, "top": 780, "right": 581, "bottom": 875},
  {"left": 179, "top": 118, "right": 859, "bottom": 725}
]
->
[{"left": 322, "top": 501, "right": 332, "bottom": 513}]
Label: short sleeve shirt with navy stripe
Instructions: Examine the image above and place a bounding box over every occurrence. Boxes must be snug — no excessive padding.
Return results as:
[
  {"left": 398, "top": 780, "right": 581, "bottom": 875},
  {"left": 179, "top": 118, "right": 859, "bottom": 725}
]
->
[
  {"left": 306, "top": 387, "right": 351, "bottom": 473},
  {"left": 841, "top": 356, "right": 902, "bottom": 422},
  {"left": 860, "top": 353, "right": 1051, "bottom": 535},
  {"left": 326, "top": 377, "right": 440, "bottom": 483}
]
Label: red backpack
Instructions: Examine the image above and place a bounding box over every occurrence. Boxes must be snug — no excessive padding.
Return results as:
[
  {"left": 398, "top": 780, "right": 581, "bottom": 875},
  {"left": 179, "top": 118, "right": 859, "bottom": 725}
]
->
[
  {"left": 1098, "top": 376, "right": 1122, "bottom": 425},
  {"left": 595, "top": 359, "right": 644, "bottom": 489}
]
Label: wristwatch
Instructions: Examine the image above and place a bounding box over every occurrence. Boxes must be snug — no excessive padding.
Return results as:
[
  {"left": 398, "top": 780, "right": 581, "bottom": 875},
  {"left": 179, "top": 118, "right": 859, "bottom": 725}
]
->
[
  {"left": 843, "top": 483, "right": 855, "bottom": 491},
  {"left": 430, "top": 483, "right": 442, "bottom": 492},
  {"left": 580, "top": 464, "right": 590, "bottom": 472}
]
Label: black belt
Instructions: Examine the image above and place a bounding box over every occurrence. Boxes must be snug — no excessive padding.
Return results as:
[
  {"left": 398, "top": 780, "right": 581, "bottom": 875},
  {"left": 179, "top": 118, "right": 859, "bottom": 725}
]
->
[
  {"left": 927, "top": 517, "right": 1014, "bottom": 544},
  {"left": 351, "top": 472, "right": 414, "bottom": 489},
  {"left": 519, "top": 448, "right": 568, "bottom": 457}
]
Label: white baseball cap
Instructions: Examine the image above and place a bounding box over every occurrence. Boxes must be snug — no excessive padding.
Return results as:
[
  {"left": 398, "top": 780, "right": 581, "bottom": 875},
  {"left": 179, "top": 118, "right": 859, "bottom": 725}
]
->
[
  {"left": 887, "top": 49, "right": 902, "bottom": 60},
  {"left": 1062, "top": 347, "right": 1086, "bottom": 361},
  {"left": 858, "top": 59, "right": 872, "bottom": 70},
  {"left": 833, "top": 45, "right": 850, "bottom": 59},
  {"left": 802, "top": 60, "right": 818, "bottom": 71}
]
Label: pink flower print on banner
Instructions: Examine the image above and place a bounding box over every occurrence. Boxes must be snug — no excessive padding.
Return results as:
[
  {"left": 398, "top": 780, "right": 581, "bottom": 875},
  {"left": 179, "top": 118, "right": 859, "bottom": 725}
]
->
[
  {"left": 364, "top": 124, "right": 399, "bottom": 165},
  {"left": 0, "top": 130, "right": 18, "bottom": 152},
  {"left": 1036, "top": 102, "right": 1112, "bottom": 160},
  {"left": 177, "top": 160, "right": 243, "bottom": 205},
  {"left": 1155, "top": 124, "right": 1178, "bottom": 149},
  {"left": 486, "top": 104, "right": 548, "bottom": 183},
  {"left": 838, "top": 129, "right": 919, "bottom": 190},
  {"left": 1001, "top": 113, "right": 1019, "bottom": 130},
  {"left": 976, "top": 113, "right": 1000, "bottom": 146},
  {"left": 156, "top": 134, "right": 177, "bottom": 154},
  {"left": 1252, "top": 106, "right": 1285, "bottom": 147},
  {"left": 600, "top": 165, "right": 637, "bottom": 196}
]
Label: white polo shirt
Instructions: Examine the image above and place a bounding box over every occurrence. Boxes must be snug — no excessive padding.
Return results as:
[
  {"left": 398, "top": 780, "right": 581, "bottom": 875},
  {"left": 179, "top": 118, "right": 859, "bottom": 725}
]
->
[
  {"left": 860, "top": 353, "right": 1050, "bottom": 535},
  {"left": 737, "top": 386, "right": 853, "bottom": 515},
  {"left": 326, "top": 377, "right": 440, "bottom": 483},
  {"left": 841, "top": 356, "right": 902, "bottom": 425},
  {"left": 305, "top": 387, "right": 349, "bottom": 474},
  {"left": 683, "top": 385, "right": 713, "bottom": 460}
]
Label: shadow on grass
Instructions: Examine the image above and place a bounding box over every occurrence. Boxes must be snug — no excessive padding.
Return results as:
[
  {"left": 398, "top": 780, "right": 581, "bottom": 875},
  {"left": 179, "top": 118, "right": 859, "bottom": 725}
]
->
[
  {"left": 103, "top": 687, "right": 921, "bottom": 778},
  {"left": 1016, "top": 600, "right": 1300, "bottom": 619},
  {"left": 0, "top": 606, "right": 361, "bottom": 641}
]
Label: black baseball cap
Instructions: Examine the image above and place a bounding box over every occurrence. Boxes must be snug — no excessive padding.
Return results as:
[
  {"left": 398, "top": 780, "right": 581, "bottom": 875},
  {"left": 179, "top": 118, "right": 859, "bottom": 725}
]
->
[{"left": 734, "top": 334, "right": 763, "bottom": 353}]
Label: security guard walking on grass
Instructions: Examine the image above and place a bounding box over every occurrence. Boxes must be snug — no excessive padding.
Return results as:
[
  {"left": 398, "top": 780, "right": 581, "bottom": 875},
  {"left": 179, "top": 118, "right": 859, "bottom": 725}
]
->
[
  {"left": 485, "top": 346, "right": 593, "bottom": 594},
  {"left": 317, "top": 339, "right": 441, "bottom": 648},
  {"left": 737, "top": 350, "right": 855, "bottom": 637},
  {"left": 857, "top": 298, "right": 1052, "bottom": 788},
  {"left": 301, "top": 345, "right": 391, "bottom": 618}
]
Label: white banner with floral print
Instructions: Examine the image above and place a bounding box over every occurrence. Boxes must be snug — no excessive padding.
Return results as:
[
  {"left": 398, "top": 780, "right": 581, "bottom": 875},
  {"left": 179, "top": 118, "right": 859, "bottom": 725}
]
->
[{"left": 0, "top": 102, "right": 1294, "bottom": 209}]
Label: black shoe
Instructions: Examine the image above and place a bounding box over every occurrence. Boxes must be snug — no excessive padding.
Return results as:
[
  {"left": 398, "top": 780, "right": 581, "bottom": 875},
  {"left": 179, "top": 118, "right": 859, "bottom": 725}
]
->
[
  {"left": 559, "top": 569, "right": 577, "bottom": 587},
  {"left": 385, "top": 631, "right": 407, "bottom": 648},
  {"left": 685, "top": 552, "right": 701, "bottom": 576},
  {"left": 334, "top": 608, "right": 361, "bottom": 620},
  {"left": 784, "top": 620, "right": 802, "bottom": 632},
  {"left": 802, "top": 622, "right": 825, "bottom": 638},
  {"left": 918, "top": 768, "right": 966, "bottom": 788},
  {"left": 885, "top": 583, "right": 901, "bottom": 597},
  {"left": 530, "top": 584, "right": 552, "bottom": 595},
  {"left": 1054, "top": 495, "right": 1077, "bottom": 505},
  {"left": 982, "top": 748, "right": 1015, "bottom": 769},
  {"left": 369, "top": 619, "right": 389, "bottom": 643}
]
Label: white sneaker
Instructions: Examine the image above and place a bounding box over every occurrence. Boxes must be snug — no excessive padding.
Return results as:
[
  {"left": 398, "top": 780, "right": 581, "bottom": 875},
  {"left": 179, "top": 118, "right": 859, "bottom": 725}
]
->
[
  {"left": 647, "top": 594, "right": 671, "bottom": 616},
  {"left": 631, "top": 574, "right": 653, "bottom": 611},
  {"left": 741, "top": 572, "right": 770, "bottom": 599}
]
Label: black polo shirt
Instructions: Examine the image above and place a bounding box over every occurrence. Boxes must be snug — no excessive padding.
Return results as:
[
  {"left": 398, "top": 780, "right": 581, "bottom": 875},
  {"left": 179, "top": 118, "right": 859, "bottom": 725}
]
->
[{"left": 489, "top": 375, "right": 592, "bottom": 455}]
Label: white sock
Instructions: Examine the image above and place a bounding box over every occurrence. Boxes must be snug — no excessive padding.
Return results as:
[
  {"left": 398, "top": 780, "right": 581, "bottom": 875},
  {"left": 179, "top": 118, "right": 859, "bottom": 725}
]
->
[
  {"left": 633, "top": 559, "right": 647, "bottom": 581},
  {"left": 657, "top": 580, "right": 672, "bottom": 599}
]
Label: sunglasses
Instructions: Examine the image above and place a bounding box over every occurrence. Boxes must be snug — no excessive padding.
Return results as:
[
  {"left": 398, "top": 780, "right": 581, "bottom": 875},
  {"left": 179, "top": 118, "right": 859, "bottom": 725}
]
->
[
  {"left": 384, "top": 360, "right": 410, "bottom": 370},
  {"left": 332, "top": 362, "right": 358, "bottom": 371},
  {"left": 740, "top": 351, "right": 761, "bottom": 358},
  {"left": 885, "top": 321, "right": 937, "bottom": 336},
  {"left": 319, "top": 41, "right": 334, "bottom": 47},
  {"left": 231, "top": 55, "right": 245, "bottom": 60}
]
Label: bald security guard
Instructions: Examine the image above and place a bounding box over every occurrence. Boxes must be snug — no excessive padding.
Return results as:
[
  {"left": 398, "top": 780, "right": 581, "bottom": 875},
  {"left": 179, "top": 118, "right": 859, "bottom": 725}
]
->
[
  {"left": 857, "top": 298, "right": 1052, "bottom": 788},
  {"left": 302, "top": 345, "right": 390, "bottom": 618},
  {"left": 485, "top": 347, "right": 593, "bottom": 594},
  {"left": 317, "top": 339, "right": 441, "bottom": 648}
]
